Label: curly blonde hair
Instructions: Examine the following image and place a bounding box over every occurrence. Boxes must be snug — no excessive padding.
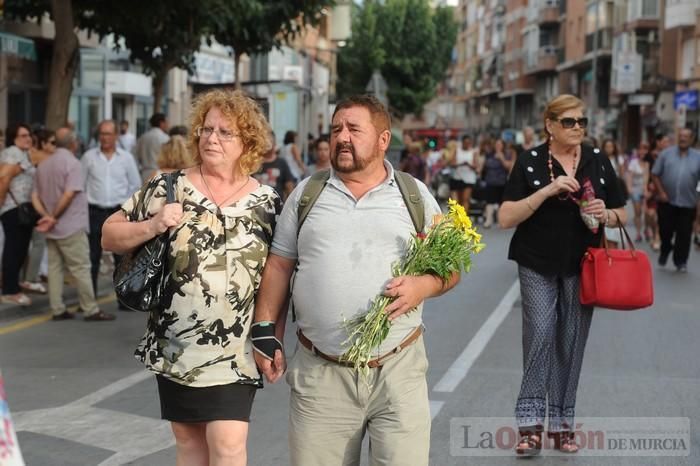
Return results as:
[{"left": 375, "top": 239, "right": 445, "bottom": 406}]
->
[
  {"left": 188, "top": 89, "right": 271, "bottom": 176},
  {"left": 157, "top": 135, "right": 194, "bottom": 170}
]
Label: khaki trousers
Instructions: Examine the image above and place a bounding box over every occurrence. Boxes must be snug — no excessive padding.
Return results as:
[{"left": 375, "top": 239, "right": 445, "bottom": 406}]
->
[
  {"left": 287, "top": 335, "right": 430, "bottom": 466},
  {"left": 47, "top": 231, "right": 98, "bottom": 316}
]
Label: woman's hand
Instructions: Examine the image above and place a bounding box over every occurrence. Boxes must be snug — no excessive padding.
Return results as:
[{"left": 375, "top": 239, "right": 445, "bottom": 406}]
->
[
  {"left": 149, "top": 203, "right": 184, "bottom": 236},
  {"left": 582, "top": 198, "right": 607, "bottom": 221},
  {"left": 545, "top": 176, "right": 580, "bottom": 197}
]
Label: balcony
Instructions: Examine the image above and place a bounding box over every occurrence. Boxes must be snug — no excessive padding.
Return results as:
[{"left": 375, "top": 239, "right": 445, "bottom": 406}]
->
[
  {"left": 524, "top": 46, "right": 560, "bottom": 74},
  {"left": 624, "top": 0, "right": 660, "bottom": 30},
  {"left": 585, "top": 28, "right": 613, "bottom": 54},
  {"left": 665, "top": 0, "right": 697, "bottom": 30},
  {"left": 538, "top": 0, "right": 561, "bottom": 27}
]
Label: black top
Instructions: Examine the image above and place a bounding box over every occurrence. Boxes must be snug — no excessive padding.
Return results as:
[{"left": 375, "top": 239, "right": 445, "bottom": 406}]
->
[{"left": 503, "top": 143, "right": 625, "bottom": 276}]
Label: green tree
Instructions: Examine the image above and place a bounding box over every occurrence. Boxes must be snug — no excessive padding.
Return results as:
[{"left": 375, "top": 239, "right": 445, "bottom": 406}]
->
[
  {"left": 336, "top": 0, "right": 384, "bottom": 99},
  {"left": 6, "top": 0, "right": 216, "bottom": 126},
  {"left": 210, "top": 0, "right": 331, "bottom": 89},
  {"left": 337, "top": 0, "right": 457, "bottom": 117},
  {"left": 81, "top": 1, "right": 216, "bottom": 113}
]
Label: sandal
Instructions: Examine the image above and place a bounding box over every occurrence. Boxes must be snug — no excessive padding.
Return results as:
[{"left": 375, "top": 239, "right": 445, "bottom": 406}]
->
[
  {"left": 1, "top": 293, "right": 32, "bottom": 306},
  {"left": 549, "top": 431, "right": 579, "bottom": 454},
  {"left": 515, "top": 431, "right": 542, "bottom": 457},
  {"left": 20, "top": 281, "right": 47, "bottom": 294}
]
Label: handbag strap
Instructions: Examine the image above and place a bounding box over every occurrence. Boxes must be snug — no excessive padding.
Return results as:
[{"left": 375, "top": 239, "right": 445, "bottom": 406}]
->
[
  {"left": 601, "top": 210, "right": 636, "bottom": 257},
  {"left": 6, "top": 189, "right": 19, "bottom": 206},
  {"left": 164, "top": 173, "right": 175, "bottom": 204}
]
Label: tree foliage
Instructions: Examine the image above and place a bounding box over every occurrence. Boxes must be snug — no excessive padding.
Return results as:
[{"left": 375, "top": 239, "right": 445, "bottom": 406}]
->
[
  {"left": 209, "top": 0, "right": 331, "bottom": 88},
  {"left": 337, "top": 0, "right": 457, "bottom": 117},
  {"left": 6, "top": 0, "right": 334, "bottom": 122}
]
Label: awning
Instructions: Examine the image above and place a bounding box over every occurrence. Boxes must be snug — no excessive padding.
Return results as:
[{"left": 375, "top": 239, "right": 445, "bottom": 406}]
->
[{"left": 0, "top": 32, "right": 37, "bottom": 61}]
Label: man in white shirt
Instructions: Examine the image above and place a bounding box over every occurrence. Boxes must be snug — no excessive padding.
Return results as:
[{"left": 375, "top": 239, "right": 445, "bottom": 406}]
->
[
  {"left": 135, "top": 113, "right": 169, "bottom": 181},
  {"left": 117, "top": 120, "right": 136, "bottom": 154},
  {"left": 81, "top": 120, "right": 141, "bottom": 297}
]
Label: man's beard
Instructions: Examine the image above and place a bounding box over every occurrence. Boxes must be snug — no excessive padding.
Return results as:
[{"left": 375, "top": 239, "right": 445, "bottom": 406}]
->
[{"left": 331, "top": 142, "right": 381, "bottom": 173}]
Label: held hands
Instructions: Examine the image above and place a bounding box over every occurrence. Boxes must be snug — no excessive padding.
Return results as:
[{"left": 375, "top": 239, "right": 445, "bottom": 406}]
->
[
  {"left": 546, "top": 175, "right": 580, "bottom": 197},
  {"left": 254, "top": 349, "right": 286, "bottom": 384},
  {"left": 149, "top": 203, "right": 183, "bottom": 236},
  {"left": 384, "top": 275, "right": 437, "bottom": 321},
  {"left": 251, "top": 321, "right": 286, "bottom": 383}
]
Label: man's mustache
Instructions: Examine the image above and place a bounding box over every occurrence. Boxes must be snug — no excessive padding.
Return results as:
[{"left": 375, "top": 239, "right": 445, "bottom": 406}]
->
[{"left": 335, "top": 142, "right": 355, "bottom": 157}]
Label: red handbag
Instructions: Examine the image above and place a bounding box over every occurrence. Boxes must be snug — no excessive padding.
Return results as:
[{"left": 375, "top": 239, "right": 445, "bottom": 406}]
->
[{"left": 580, "top": 212, "right": 654, "bottom": 310}]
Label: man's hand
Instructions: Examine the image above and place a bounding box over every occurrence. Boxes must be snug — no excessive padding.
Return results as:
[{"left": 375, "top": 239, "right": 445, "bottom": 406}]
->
[
  {"left": 35, "top": 215, "right": 57, "bottom": 233},
  {"left": 254, "top": 349, "right": 286, "bottom": 384},
  {"left": 384, "top": 275, "right": 440, "bottom": 321},
  {"left": 657, "top": 191, "right": 669, "bottom": 203}
]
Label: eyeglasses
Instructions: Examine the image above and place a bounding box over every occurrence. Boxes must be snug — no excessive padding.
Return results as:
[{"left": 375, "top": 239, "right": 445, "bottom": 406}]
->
[
  {"left": 17, "top": 133, "right": 31, "bottom": 138},
  {"left": 48, "top": 139, "right": 56, "bottom": 145},
  {"left": 556, "top": 117, "right": 588, "bottom": 129},
  {"left": 196, "top": 126, "right": 239, "bottom": 141}
]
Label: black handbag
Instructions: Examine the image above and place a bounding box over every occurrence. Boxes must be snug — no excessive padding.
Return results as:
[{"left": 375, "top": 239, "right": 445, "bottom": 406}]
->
[
  {"left": 7, "top": 190, "right": 39, "bottom": 227},
  {"left": 113, "top": 173, "right": 176, "bottom": 312}
]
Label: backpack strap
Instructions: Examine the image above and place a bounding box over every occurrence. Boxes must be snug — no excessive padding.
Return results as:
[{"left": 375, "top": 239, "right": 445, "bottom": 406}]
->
[
  {"left": 297, "top": 169, "right": 331, "bottom": 237},
  {"left": 394, "top": 170, "right": 425, "bottom": 233}
]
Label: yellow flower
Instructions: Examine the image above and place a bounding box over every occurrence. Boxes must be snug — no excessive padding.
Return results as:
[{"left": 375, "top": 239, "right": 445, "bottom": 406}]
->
[{"left": 447, "top": 199, "right": 473, "bottom": 232}]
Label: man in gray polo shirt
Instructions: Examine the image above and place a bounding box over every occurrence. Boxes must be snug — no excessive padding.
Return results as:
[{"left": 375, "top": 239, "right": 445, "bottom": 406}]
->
[
  {"left": 652, "top": 127, "right": 700, "bottom": 272},
  {"left": 253, "top": 95, "right": 459, "bottom": 466}
]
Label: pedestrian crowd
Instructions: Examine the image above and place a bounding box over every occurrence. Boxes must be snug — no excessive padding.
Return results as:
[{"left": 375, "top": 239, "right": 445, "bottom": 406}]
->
[
  {"left": 401, "top": 122, "right": 700, "bottom": 272},
  {"left": 0, "top": 87, "right": 698, "bottom": 466}
]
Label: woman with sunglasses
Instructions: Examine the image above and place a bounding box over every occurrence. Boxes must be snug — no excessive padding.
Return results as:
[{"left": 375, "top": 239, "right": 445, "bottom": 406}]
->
[{"left": 499, "top": 95, "right": 627, "bottom": 456}]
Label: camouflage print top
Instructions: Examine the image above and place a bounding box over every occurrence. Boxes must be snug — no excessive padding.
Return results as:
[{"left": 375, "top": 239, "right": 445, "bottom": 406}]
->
[{"left": 121, "top": 170, "right": 281, "bottom": 387}]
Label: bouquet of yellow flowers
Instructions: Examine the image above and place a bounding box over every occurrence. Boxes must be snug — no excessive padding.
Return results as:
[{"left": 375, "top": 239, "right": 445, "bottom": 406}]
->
[{"left": 341, "top": 199, "right": 485, "bottom": 373}]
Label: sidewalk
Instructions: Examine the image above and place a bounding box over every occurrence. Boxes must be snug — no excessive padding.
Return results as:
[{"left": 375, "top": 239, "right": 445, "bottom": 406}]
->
[{"left": 0, "top": 275, "right": 117, "bottom": 322}]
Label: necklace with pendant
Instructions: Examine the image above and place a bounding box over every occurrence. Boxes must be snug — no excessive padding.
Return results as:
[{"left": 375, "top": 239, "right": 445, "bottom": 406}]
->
[
  {"left": 548, "top": 146, "right": 579, "bottom": 201},
  {"left": 547, "top": 147, "right": 578, "bottom": 182},
  {"left": 199, "top": 164, "right": 250, "bottom": 215}
]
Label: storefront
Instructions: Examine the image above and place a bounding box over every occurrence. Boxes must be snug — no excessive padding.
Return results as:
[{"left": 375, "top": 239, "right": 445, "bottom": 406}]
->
[{"left": 0, "top": 31, "right": 39, "bottom": 136}]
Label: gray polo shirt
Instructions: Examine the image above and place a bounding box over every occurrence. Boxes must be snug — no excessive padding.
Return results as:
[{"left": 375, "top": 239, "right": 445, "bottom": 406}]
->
[
  {"left": 271, "top": 161, "right": 441, "bottom": 356},
  {"left": 652, "top": 146, "right": 700, "bottom": 208}
]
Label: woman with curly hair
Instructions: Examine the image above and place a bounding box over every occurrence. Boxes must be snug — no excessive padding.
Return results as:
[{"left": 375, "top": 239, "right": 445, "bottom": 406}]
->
[{"left": 102, "top": 89, "right": 282, "bottom": 465}]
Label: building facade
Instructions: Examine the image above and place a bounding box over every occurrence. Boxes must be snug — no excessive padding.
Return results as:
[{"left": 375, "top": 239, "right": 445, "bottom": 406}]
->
[{"left": 448, "top": 0, "right": 700, "bottom": 150}]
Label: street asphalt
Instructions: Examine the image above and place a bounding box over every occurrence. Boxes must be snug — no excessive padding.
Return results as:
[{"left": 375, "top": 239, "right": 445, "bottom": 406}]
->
[{"left": 1, "top": 224, "right": 698, "bottom": 465}]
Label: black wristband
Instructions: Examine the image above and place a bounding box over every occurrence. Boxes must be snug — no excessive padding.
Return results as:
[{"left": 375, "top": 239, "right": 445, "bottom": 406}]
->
[{"left": 251, "top": 321, "right": 283, "bottom": 361}]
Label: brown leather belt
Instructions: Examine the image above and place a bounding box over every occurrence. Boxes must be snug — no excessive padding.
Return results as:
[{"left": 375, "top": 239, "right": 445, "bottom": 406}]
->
[{"left": 297, "top": 325, "right": 424, "bottom": 369}]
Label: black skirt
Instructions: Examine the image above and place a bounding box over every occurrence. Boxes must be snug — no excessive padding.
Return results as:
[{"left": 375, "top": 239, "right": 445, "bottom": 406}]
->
[{"left": 156, "top": 375, "right": 257, "bottom": 423}]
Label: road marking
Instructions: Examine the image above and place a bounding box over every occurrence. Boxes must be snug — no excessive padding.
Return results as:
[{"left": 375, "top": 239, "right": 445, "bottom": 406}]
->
[
  {"left": 14, "top": 369, "right": 169, "bottom": 465},
  {"left": 430, "top": 400, "right": 445, "bottom": 420},
  {"left": 433, "top": 280, "right": 519, "bottom": 393},
  {"left": 68, "top": 370, "right": 152, "bottom": 408},
  {"left": 0, "top": 293, "right": 116, "bottom": 335},
  {"left": 0, "top": 314, "right": 52, "bottom": 335}
]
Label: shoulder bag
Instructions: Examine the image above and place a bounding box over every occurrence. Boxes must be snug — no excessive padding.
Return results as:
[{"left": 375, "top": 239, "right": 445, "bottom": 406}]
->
[
  {"left": 113, "top": 173, "right": 176, "bottom": 312},
  {"left": 579, "top": 211, "right": 654, "bottom": 310},
  {"left": 7, "top": 189, "right": 40, "bottom": 227}
]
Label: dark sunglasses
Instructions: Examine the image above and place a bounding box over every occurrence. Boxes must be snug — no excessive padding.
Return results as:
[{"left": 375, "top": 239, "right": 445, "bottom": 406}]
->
[
  {"left": 48, "top": 139, "right": 56, "bottom": 144},
  {"left": 557, "top": 117, "right": 588, "bottom": 129}
]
